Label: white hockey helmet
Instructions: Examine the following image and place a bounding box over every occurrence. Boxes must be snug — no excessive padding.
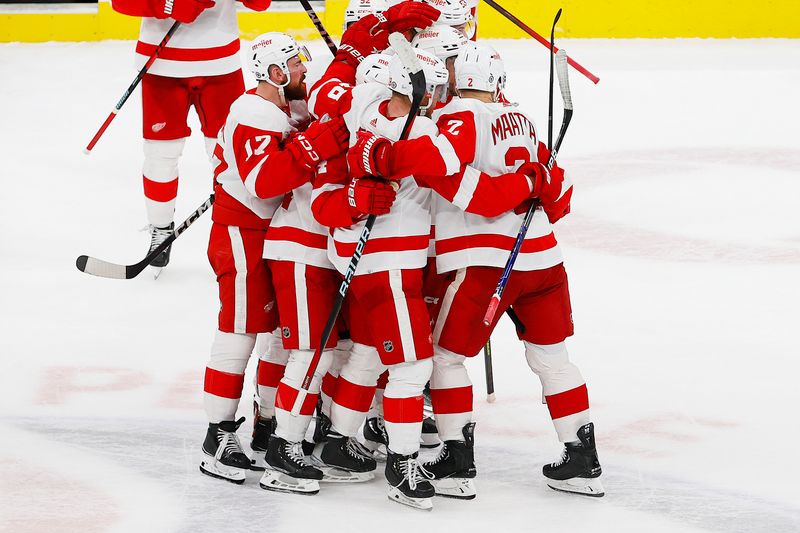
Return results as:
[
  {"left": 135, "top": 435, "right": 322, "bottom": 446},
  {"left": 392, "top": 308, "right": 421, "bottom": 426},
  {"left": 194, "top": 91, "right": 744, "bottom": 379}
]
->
[
  {"left": 344, "top": 0, "right": 388, "bottom": 29},
  {"left": 423, "top": 0, "right": 475, "bottom": 37},
  {"left": 249, "top": 32, "right": 312, "bottom": 87},
  {"left": 388, "top": 47, "right": 449, "bottom": 113},
  {"left": 454, "top": 41, "right": 506, "bottom": 97},
  {"left": 411, "top": 24, "right": 468, "bottom": 61},
  {"left": 356, "top": 52, "right": 393, "bottom": 86}
]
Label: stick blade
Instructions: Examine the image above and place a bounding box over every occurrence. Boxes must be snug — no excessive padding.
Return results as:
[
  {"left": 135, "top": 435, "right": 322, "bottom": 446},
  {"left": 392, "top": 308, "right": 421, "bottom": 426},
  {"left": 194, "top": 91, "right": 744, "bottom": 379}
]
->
[
  {"left": 76, "top": 255, "right": 129, "bottom": 279},
  {"left": 555, "top": 49, "right": 573, "bottom": 110}
]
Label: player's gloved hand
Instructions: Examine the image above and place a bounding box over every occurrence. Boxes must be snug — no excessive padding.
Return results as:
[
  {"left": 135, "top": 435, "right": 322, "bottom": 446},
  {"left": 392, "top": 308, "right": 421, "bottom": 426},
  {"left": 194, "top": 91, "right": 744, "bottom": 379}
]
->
[
  {"left": 347, "top": 129, "right": 394, "bottom": 179},
  {"left": 381, "top": 1, "right": 440, "bottom": 33},
  {"left": 239, "top": 0, "right": 271, "bottom": 12},
  {"left": 346, "top": 177, "right": 397, "bottom": 217},
  {"left": 159, "top": 0, "right": 215, "bottom": 23},
  {"left": 289, "top": 117, "right": 350, "bottom": 170},
  {"left": 541, "top": 165, "right": 571, "bottom": 223},
  {"left": 339, "top": 15, "right": 391, "bottom": 63}
]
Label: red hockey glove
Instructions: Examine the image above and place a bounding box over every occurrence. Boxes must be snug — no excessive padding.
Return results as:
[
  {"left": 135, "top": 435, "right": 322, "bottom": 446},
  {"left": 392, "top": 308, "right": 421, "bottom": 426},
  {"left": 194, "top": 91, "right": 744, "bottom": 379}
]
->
[
  {"left": 289, "top": 117, "right": 350, "bottom": 170},
  {"left": 381, "top": 1, "right": 440, "bottom": 34},
  {"left": 519, "top": 161, "right": 557, "bottom": 203},
  {"left": 159, "top": 0, "right": 215, "bottom": 23},
  {"left": 541, "top": 166, "right": 572, "bottom": 223},
  {"left": 239, "top": 0, "right": 270, "bottom": 12},
  {"left": 347, "top": 129, "right": 393, "bottom": 179},
  {"left": 346, "top": 177, "right": 397, "bottom": 217},
  {"left": 339, "top": 14, "right": 391, "bottom": 64}
]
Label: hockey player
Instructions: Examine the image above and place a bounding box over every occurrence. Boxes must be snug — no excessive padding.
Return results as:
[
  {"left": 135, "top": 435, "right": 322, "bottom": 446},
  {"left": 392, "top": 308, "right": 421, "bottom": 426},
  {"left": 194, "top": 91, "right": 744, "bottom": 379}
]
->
[
  {"left": 110, "top": 0, "right": 271, "bottom": 270},
  {"left": 423, "top": 0, "right": 477, "bottom": 39},
  {"left": 412, "top": 24, "right": 469, "bottom": 99},
  {"left": 347, "top": 42, "right": 602, "bottom": 498},
  {"left": 198, "top": 32, "right": 350, "bottom": 487}
]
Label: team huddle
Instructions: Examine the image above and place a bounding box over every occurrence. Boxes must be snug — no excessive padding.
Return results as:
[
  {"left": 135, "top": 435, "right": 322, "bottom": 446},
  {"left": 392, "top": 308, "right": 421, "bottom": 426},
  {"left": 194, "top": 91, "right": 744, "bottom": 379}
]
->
[{"left": 114, "top": 0, "right": 603, "bottom": 511}]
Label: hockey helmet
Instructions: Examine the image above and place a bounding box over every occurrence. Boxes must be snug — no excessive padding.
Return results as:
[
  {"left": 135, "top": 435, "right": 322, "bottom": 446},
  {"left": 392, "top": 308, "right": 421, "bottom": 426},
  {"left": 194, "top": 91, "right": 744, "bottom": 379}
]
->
[
  {"left": 344, "top": 0, "right": 389, "bottom": 29},
  {"left": 423, "top": 0, "right": 476, "bottom": 38},
  {"left": 411, "top": 24, "right": 469, "bottom": 61},
  {"left": 454, "top": 41, "right": 506, "bottom": 98},
  {"left": 249, "top": 32, "right": 312, "bottom": 87},
  {"left": 356, "top": 53, "right": 393, "bottom": 86},
  {"left": 388, "top": 47, "right": 449, "bottom": 113}
]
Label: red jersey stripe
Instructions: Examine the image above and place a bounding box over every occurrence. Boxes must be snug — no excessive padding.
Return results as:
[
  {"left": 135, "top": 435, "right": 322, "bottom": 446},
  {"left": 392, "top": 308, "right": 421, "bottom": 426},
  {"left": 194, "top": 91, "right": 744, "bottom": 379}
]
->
[
  {"left": 429, "top": 385, "right": 473, "bottom": 415},
  {"left": 435, "top": 232, "right": 557, "bottom": 255},
  {"left": 266, "top": 226, "right": 328, "bottom": 250},
  {"left": 334, "top": 234, "right": 430, "bottom": 257},
  {"left": 136, "top": 39, "right": 241, "bottom": 62},
  {"left": 275, "top": 383, "right": 318, "bottom": 416},
  {"left": 545, "top": 384, "right": 589, "bottom": 420},
  {"left": 204, "top": 367, "right": 245, "bottom": 400}
]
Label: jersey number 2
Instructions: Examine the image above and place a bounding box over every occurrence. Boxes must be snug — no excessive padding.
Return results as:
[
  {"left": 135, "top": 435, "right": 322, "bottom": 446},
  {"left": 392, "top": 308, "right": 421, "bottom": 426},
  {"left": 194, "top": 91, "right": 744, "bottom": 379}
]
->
[{"left": 504, "top": 146, "right": 533, "bottom": 170}]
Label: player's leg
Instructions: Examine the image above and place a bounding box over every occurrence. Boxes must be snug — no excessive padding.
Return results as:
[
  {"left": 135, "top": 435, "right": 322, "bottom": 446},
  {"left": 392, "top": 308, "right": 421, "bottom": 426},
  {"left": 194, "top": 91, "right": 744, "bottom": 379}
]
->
[
  {"left": 201, "top": 224, "right": 276, "bottom": 483},
  {"left": 250, "top": 329, "right": 288, "bottom": 467},
  {"left": 194, "top": 69, "right": 245, "bottom": 160},
  {"left": 513, "top": 264, "right": 603, "bottom": 497},
  {"left": 362, "top": 370, "right": 389, "bottom": 460},
  {"left": 141, "top": 74, "right": 191, "bottom": 268}
]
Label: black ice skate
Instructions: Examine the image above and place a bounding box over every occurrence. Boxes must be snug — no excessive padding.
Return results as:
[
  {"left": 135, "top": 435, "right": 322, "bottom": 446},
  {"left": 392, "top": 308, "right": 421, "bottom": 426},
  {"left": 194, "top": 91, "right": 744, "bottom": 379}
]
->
[
  {"left": 249, "top": 406, "right": 275, "bottom": 471},
  {"left": 543, "top": 422, "right": 604, "bottom": 497},
  {"left": 315, "top": 432, "right": 377, "bottom": 483},
  {"left": 362, "top": 416, "right": 388, "bottom": 461},
  {"left": 385, "top": 451, "right": 435, "bottom": 511},
  {"left": 420, "top": 416, "right": 441, "bottom": 448},
  {"left": 312, "top": 410, "right": 332, "bottom": 444},
  {"left": 148, "top": 222, "right": 174, "bottom": 275},
  {"left": 199, "top": 417, "right": 251, "bottom": 484},
  {"left": 260, "top": 435, "right": 323, "bottom": 495},
  {"left": 423, "top": 422, "right": 477, "bottom": 499}
]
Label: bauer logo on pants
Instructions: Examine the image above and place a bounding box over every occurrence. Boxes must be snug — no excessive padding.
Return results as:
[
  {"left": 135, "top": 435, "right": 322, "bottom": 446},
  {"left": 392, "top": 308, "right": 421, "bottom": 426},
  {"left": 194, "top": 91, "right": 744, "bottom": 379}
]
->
[{"left": 383, "top": 340, "right": 394, "bottom": 353}]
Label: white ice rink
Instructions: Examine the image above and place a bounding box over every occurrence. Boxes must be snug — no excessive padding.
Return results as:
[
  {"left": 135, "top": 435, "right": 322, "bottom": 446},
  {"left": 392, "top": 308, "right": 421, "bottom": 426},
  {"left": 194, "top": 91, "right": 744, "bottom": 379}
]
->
[{"left": 1, "top": 37, "right": 799, "bottom": 533}]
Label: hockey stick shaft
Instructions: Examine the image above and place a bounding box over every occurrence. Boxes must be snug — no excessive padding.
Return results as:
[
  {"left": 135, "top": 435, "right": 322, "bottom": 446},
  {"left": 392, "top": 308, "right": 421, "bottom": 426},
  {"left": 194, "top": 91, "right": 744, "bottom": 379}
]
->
[
  {"left": 298, "top": 0, "right": 338, "bottom": 55},
  {"left": 484, "top": 340, "right": 495, "bottom": 402},
  {"left": 548, "top": 9, "right": 562, "bottom": 152},
  {"left": 480, "top": 0, "right": 599, "bottom": 85},
  {"left": 76, "top": 194, "right": 213, "bottom": 279},
  {"left": 291, "top": 34, "right": 424, "bottom": 416},
  {"left": 85, "top": 21, "right": 181, "bottom": 154},
  {"left": 483, "top": 50, "right": 572, "bottom": 326}
]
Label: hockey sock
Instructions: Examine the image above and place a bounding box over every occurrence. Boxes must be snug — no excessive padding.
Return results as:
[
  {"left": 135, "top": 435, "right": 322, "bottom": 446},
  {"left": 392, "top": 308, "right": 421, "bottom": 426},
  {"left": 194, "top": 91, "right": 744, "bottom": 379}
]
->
[
  {"left": 429, "top": 345, "right": 473, "bottom": 441},
  {"left": 524, "top": 341, "right": 590, "bottom": 442},
  {"left": 274, "top": 349, "right": 333, "bottom": 442},
  {"left": 320, "top": 340, "right": 350, "bottom": 418},
  {"left": 368, "top": 370, "right": 389, "bottom": 418},
  {"left": 383, "top": 358, "right": 433, "bottom": 455},
  {"left": 255, "top": 330, "right": 288, "bottom": 419},
  {"left": 142, "top": 138, "right": 185, "bottom": 227},
  {"left": 204, "top": 330, "right": 255, "bottom": 423},
  {"left": 330, "top": 343, "right": 384, "bottom": 437}
]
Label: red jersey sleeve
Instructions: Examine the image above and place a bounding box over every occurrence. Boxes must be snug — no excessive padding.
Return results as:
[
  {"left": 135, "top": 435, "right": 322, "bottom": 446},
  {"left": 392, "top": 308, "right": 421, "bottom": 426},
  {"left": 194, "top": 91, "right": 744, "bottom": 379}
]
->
[
  {"left": 231, "top": 124, "right": 313, "bottom": 200},
  {"left": 311, "top": 154, "right": 357, "bottom": 228},
  {"left": 111, "top": 0, "right": 162, "bottom": 17},
  {"left": 307, "top": 78, "right": 355, "bottom": 120}
]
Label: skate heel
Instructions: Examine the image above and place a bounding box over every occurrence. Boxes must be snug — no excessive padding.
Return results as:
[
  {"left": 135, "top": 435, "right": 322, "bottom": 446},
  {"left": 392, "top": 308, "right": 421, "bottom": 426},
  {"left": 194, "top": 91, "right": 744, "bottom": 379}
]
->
[
  {"left": 546, "top": 476, "right": 605, "bottom": 497},
  {"left": 431, "top": 477, "right": 476, "bottom": 500},
  {"left": 387, "top": 485, "right": 433, "bottom": 511},
  {"left": 259, "top": 469, "right": 320, "bottom": 495}
]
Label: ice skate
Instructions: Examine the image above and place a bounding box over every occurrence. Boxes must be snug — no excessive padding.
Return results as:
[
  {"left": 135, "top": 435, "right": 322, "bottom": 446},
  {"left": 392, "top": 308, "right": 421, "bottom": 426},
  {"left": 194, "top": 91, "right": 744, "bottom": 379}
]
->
[
  {"left": 362, "top": 416, "right": 388, "bottom": 461},
  {"left": 420, "top": 415, "right": 441, "bottom": 448},
  {"left": 423, "top": 422, "right": 477, "bottom": 499},
  {"left": 148, "top": 222, "right": 174, "bottom": 277},
  {"left": 249, "top": 409, "right": 274, "bottom": 471},
  {"left": 315, "top": 432, "right": 376, "bottom": 483},
  {"left": 543, "top": 422, "right": 604, "bottom": 497},
  {"left": 312, "top": 410, "right": 332, "bottom": 444},
  {"left": 385, "top": 451, "right": 435, "bottom": 511},
  {"left": 199, "top": 417, "right": 251, "bottom": 484},
  {"left": 260, "top": 435, "right": 322, "bottom": 495}
]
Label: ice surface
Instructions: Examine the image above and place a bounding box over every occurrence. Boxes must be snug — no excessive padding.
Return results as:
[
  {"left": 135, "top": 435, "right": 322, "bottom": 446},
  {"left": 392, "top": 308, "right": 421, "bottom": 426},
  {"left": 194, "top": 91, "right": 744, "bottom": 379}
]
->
[{"left": 1, "top": 38, "right": 799, "bottom": 532}]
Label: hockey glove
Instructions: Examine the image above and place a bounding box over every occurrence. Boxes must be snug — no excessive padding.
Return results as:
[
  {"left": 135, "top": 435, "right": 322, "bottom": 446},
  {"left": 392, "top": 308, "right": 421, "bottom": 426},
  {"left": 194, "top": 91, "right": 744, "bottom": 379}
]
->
[
  {"left": 347, "top": 177, "right": 397, "bottom": 218},
  {"left": 159, "top": 0, "right": 215, "bottom": 23},
  {"left": 239, "top": 0, "right": 271, "bottom": 12},
  {"left": 381, "top": 1, "right": 440, "bottom": 34},
  {"left": 338, "top": 15, "right": 391, "bottom": 64},
  {"left": 347, "top": 129, "right": 393, "bottom": 179},
  {"left": 289, "top": 117, "right": 350, "bottom": 170}
]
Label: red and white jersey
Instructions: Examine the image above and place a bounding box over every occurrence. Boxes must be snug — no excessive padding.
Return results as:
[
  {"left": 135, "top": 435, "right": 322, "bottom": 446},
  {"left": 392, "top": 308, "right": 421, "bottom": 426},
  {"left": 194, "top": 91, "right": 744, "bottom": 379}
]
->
[
  {"left": 430, "top": 97, "right": 565, "bottom": 273},
  {"left": 315, "top": 83, "right": 439, "bottom": 276},
  {"left": 211, "top": 90, "right": 300, "bottom": 229}
]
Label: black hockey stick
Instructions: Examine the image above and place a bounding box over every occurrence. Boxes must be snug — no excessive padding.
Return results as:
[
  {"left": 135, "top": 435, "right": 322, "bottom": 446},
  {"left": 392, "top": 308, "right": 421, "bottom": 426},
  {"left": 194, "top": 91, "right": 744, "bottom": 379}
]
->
[
  {"left": 290, "top": 33, "right": 426, "bottom": 416},
  {"left": 484, "top": 339, "right": 495, "bottom": 402},
  {"left": 482, "top": 47, "right": 573, "bottom": 326},
  {"left": 298, "top": 0, "right": 338, "bottom": 55},
  {"left": 548, "top": 9, "right": 562, "bottom": 152},
  {"left": 85, "top": 21, "right": 181, "bottom": 154},
  {"left": 75, "top": 194, "right": 214, "bottom": 280}
]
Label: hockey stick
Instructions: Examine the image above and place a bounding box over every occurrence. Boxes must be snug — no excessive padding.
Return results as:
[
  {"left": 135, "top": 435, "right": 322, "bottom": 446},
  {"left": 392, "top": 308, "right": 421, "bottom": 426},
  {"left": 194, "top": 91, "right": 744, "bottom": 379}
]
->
[
  {"left": 484, "top": 340, "right": 495, "bottom": 403},
  {"left": 290, "top": 33, "right": 426, "bottom": 416},
  {"left": 482, "top": 48, "right": 573, "bottom": 326},
  {"left": 75, "top": 194, "right": 214, "bottom": 279},
  {"left": 85, "top": 21, "right": 181, "bottom": 154},
  {"left": 548, "top": 9, "right": 562, "bottom": 153},
  {"left": 298, "top": 0, "right": 338, "bottom": 55},
  {"left": 480, "top": 0, "right": 599, "bottom": 85}
]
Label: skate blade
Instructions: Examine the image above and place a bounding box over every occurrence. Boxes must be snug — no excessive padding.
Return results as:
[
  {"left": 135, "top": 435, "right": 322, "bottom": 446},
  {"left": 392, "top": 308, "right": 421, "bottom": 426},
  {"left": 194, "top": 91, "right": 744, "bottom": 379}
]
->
[
  {"left": 432, "top": 477, "right": 476, "bottom": 500},
  {"left": 387, "top": 487, "right": 433, "bottom": 511},
  {"left": 249, "top": 451, "right": 267, "bottom": 472},
  {"left": 151, "top": 266, "right": 164, "bottom": 280},
  {"left": 546, "top": 476, "right": 605, "bottom": 497},
  {"left": 361, "top": 439, "right": 388, "bottom": 462},
  {"left": 259, "top": 469, "right": 320, "bottom": 495},
  {"left": 319, "top": 466, "right": 375, "bottom": 483},
  {"left": 199, "top": 460, "right": 246, "bottom": 485}
]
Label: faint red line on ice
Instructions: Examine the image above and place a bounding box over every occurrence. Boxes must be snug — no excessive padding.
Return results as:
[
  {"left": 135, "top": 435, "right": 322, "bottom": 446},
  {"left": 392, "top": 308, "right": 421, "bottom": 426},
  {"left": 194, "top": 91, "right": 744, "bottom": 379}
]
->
[{"left": 35, "top": 366, "right": 151, "bottom": 405}]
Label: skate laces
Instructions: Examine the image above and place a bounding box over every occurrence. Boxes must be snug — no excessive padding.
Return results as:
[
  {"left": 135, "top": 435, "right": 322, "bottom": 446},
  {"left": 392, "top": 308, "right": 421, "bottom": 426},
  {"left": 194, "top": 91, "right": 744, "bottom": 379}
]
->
[
  {"left": 285, "top": 441, "right": 311, "bottom": 467},
  {"left": 149, "top": 225, "right": 173, "bottom": 249},
  {"left": 217, "top": 431, "right": 245, "bottom": 460},
  {"left": 399, "top": 457, "right": 434, "bottom": 490},
  {"left": 428, "top": 442, "right": 450, "bottom": 465},
  {"left": 551, "top": 447, "right": 569, "bottom": 468},
  {"left": 346, "top": 437, "right": 371, "bottom": 461}
]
